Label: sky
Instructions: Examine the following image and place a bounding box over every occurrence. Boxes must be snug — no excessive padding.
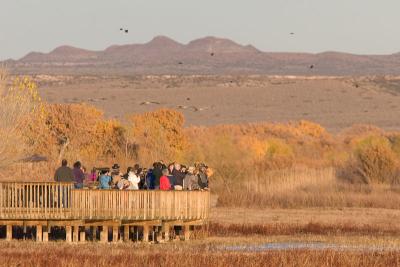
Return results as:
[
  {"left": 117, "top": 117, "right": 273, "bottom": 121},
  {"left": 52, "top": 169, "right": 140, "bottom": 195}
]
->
[{"left": 0, "top": 0, "right": 399, "bottom": 60}]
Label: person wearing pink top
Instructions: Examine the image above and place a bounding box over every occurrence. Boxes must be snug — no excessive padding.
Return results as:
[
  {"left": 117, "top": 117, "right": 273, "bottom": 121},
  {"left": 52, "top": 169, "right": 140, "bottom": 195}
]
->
[{"left": 89, "top": 168, "right": 97, "bottom": 182}]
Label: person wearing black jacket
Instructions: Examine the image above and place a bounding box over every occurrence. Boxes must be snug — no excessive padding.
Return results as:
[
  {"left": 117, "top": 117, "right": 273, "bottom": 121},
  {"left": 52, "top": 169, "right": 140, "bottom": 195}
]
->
[
  {"left": 152, "top": 162, "right": 163, "bottom": 189},
  {"left": 172, "top": 163, "right": 185, "bottom": 190}
]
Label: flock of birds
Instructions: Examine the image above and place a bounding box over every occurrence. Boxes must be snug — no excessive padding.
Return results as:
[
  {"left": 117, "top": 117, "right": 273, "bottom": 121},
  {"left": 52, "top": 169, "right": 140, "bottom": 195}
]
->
[{"left": 119, "top": 28, "right": 315, "bottom": 70}]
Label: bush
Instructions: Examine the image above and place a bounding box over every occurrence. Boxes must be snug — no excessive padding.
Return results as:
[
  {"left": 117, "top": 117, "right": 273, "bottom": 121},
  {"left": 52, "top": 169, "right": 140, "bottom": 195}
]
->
[
  {"left": 127, "top": 109, "right": 187, "bottom": 165},
  {"left": 341, "top": 136, "right": 399, "bottom": 184},
  {"left": 0, "top": 74, "right": 43, "bottom": 167}
]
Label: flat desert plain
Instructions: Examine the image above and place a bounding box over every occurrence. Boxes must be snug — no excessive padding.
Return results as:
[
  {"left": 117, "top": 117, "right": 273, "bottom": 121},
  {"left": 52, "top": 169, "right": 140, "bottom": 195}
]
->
[{"left": 33, "top": 75, "right": 400, "bottom": 132}]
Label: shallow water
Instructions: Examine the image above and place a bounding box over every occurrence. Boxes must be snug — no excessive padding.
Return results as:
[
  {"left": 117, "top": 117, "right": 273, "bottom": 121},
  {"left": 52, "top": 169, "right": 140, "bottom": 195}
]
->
[{"left": 223, "top": 242, "right": 399, "bottom": 252}]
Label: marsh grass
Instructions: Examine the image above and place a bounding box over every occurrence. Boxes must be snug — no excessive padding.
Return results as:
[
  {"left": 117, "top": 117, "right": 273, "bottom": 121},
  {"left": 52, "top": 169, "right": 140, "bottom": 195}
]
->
[
  {"left": 206, "top": 222, "right": 400, "bottom": 237},
  {"left": 0, "top": 241, "right": 399, "bottom": 267},
  {"left": 216, "top": 168, "right": 400, "bottom": 209}
]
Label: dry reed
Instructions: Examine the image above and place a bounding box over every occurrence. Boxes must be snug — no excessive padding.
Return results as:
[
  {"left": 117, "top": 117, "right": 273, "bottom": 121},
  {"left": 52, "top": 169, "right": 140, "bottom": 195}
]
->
[{"left": 0, "top": 242, "right": 399, "bottom": 267}]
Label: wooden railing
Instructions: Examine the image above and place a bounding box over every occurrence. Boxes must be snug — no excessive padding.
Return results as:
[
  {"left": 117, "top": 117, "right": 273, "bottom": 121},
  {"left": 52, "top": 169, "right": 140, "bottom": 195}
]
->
[{"left": 0, "top": 182, "right": 210, "bottom": 221}]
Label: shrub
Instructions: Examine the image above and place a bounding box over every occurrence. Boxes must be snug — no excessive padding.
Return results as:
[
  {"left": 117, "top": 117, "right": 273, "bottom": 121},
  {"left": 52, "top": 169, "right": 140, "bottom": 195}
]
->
[
  {"left": 342, "top": 136, "right": 399, "bottom": 184},
  {"left": 127, "top": 109, "right": 187, "bottom": 165},
  {"left": 0, "top": 74, "right": 43, "bottom": 168}
]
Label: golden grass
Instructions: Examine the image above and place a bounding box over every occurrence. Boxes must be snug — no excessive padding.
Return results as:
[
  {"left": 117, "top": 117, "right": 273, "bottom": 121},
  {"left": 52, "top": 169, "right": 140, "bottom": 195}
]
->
[
  {"left": 215, "top": 167, "right": 400, "bottom": 209},
  {"left": 0, "top": 241, "right": 399, "bottom": 267}
]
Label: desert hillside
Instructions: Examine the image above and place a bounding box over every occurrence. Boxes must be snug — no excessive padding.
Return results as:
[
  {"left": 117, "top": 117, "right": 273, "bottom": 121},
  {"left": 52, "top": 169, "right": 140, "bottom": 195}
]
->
[{"left": 4, "top": 36, "right": 400, "bottom": 75}]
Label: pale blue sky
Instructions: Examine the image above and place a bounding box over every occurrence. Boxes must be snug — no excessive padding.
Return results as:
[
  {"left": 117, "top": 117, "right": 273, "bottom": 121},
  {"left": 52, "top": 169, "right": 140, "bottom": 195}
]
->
[{"left": 0, "top": 0, "right": 399, "bottom": 60}]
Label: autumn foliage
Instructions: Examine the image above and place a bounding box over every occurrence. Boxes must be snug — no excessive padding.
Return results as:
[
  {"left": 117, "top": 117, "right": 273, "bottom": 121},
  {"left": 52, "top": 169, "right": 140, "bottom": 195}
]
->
[{"left": 2, "top": 73, "right": 400, "bottom": 208}]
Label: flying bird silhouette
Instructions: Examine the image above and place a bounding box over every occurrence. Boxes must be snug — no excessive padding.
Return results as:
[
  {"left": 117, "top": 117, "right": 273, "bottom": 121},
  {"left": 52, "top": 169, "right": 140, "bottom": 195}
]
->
[
  {"left": 210, "top": 52, "right": 215, "bottom": 56},
  {"left": 124, "top": 29, "right": 129, "bottom": 33},
  {"left": 178, "top": 62, "right": 183, "bottom": 65},
  {"left": 309, "top": 64, "right": 314, "bottom": 69}
]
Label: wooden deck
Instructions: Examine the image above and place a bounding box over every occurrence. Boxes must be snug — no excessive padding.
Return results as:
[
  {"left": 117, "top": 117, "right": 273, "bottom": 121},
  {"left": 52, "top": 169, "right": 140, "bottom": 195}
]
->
[{"left": 0, "top": 182, "right": 210, "bottom": 242}]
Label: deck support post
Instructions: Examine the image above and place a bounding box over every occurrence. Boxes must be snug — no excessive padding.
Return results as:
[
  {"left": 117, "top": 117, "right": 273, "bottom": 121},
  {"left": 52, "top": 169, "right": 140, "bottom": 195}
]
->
[
  {"left": 112, "top": 226, "right": 119, "bottom": 242},
  {"left": 6, "top": 225, "right": 12, "bottom": 241},
  {"left": 73, "top": 226, "right": 79, "bottom": 242},
  {"left": 43, "top": 226, "right": 49, "bottom": 242},
  {"left": 66, "top": 226, "right": 72, "bottom": 243},
  {"left": 143, "top": 225, "right": 149, "bottom": 242},
  {"left": 100, "top": 226, "right": 108, "bottom": 243},
  {"left": 162, "top": 223, "right": 170, "bottom": 241},
  {"left": 79, "top": 231, "right": 86, "bottom": 243},
  {"left": 184, "top": 225, "right": 190, "bottom": 241},
  {"left": 36, "top": 225, "right": 43, "bottom": 242},
  {"left": 123, "top": 225, "right": 130, "bottom": 242}
]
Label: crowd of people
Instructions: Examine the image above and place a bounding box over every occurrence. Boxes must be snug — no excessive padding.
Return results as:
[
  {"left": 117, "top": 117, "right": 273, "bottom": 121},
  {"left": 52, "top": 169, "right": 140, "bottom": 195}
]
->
[{"left": 54, "top": 159, "right": 213, "bottom": 191}]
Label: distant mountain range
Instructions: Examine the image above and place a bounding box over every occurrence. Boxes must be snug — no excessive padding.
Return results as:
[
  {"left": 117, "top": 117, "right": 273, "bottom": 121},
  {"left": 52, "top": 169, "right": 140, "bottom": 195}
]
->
[{"left": 3, "top": 36, "right": 400, "bottom": 75}]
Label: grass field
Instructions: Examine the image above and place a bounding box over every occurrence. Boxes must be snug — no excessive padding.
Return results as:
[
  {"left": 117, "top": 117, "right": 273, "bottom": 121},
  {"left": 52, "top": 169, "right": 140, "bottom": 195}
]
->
[{"left": 0, "top": 233, "right": 399, "bottom": 267}]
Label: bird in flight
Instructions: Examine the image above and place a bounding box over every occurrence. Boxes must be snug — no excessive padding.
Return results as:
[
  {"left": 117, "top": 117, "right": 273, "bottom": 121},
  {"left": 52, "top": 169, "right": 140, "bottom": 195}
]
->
[
  {"left": 290, "top": 32, "right": 295, "bottom": 35},
  {"left": 210, "top": 52, "right": 215, "bottom": 56},
  {"left": 178, "top": 62, "right": 183, "bottom": 65},
  {"left": 124, "top": 29, "right": 129, "bottom": 33},
  {"left": 309, "top": 64, "right": 314, "bottom": 69}
]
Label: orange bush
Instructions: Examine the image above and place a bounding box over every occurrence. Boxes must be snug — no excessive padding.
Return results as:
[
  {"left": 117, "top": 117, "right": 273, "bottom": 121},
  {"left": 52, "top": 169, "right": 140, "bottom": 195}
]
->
[
  {"left": 127, "top": 109, "right": 187, "bottom": 165},
  {"left": 340, "top": 135, "right": 399, "bottom": 184}
]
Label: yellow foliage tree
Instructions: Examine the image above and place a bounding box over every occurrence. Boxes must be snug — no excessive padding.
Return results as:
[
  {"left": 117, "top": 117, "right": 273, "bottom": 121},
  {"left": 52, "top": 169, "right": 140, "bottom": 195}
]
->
[
  {"left": 27, "top": 103, "right": 125, "bottom": 165},
  {"left": 0, "top": 72, "right": 43, "bottom": 168},
  {"left": 127, "top": 109, "right": 187, "bottom": 165}
]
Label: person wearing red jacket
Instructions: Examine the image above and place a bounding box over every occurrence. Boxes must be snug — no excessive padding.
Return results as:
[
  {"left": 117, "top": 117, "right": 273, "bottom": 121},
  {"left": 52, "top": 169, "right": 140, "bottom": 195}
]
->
[{"left": 159, "top": 168, "right": 171, "bottom": 190}]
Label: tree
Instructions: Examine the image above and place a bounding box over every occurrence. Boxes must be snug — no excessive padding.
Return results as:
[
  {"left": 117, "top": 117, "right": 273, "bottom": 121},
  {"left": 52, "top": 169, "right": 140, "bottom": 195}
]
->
[
  {"left": 0, "top": 71, "right": 42, "bottom": 168},
  {"left": 127, "top": 109, "right": 187, "bottom": 165}
]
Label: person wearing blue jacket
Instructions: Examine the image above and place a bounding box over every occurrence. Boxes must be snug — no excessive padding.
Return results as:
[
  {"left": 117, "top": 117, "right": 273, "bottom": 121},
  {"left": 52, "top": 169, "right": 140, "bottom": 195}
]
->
[{"left": 99, "top": 170, "right": 112, "bottom": 189}]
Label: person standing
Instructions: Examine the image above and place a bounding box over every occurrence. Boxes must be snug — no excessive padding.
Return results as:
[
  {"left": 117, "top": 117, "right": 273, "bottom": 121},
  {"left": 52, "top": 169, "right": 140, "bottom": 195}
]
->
[
  {"left": 159, "top": 169, "right": 171, "bottom": 191},
  {"left": 54, "top": 159, "right": 74, "bottom": 182},
  {"left": 73, "top": 161, "right": 85, "bottom": 189},
  {"left": 99, "top": 169, "right": 112, "bottom": 189},
  {"left": 153, "top": 162, "right": 163, "bottom": 190},
  {"left": 172, "top": 163, "right": 185, "bottom": 190},
  {"left": 128, "top": 167, "right": 141, "bottom": 190},
  {"left": 184, "top": 167, "right": 200, "bottom": 190}
]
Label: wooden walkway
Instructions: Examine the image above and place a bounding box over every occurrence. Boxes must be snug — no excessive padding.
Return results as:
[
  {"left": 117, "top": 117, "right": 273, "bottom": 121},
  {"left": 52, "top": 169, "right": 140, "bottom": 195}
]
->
[{"left": 0, "top": 182, "right": 210, "bottom": 242}]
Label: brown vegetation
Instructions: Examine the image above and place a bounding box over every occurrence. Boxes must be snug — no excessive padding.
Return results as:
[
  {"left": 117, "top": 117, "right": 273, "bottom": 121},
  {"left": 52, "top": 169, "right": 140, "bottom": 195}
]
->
[
  {"left": 207, "top": 222, "right": 400, "bottom": 237},
  {"left": 0, "top": 242, "right": 399, "bottom": 267},
  {"left": 2, "top": 73, "right": 400, "bottom": 208}
]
